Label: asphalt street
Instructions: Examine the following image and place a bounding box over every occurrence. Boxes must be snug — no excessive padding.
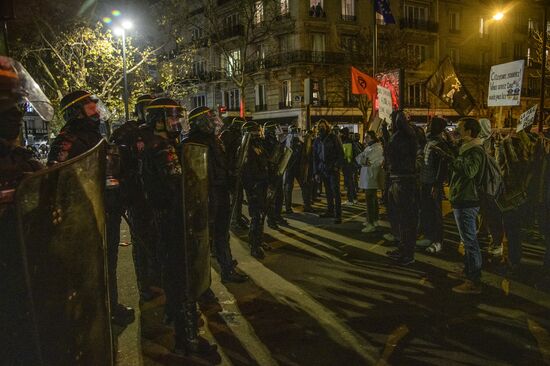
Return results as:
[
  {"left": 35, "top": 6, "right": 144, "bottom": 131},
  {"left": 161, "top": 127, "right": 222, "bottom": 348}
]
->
[{"left": 114, "top": 189, "right": 550, "bottom": 366}]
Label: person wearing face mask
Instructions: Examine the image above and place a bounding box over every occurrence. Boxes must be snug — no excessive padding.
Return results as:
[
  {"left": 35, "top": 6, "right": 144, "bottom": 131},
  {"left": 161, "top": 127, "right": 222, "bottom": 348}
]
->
[{"left": 312, "top": 119, "right": 344, "bottom": 224}]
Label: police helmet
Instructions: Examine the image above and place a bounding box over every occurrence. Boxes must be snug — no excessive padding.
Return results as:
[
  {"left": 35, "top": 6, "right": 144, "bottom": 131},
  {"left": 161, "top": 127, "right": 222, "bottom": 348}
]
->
[
  {"left": 242, "top": 121, "right": 260, "bottom": 135},
  {"left": 188, "top": 106, "right": 221, "bottom": 135},
  {"left": 134, "top": 94, "right": 154, "bottom": 122},
  {"left": 230, "top": 117, "right": 246, "bottom": 132},
  {"left": 145, "top": 97, "right": 184, "bottom": 137}
]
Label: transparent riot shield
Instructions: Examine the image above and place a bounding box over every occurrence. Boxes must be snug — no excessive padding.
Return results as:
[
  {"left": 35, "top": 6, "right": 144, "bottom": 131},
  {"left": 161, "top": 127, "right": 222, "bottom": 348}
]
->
[
  {"left": 14, "top": 140, "right": 113, "bottom": 366},
  {"left": 181, "top": 142, "right": 210, "bottom": 301}
]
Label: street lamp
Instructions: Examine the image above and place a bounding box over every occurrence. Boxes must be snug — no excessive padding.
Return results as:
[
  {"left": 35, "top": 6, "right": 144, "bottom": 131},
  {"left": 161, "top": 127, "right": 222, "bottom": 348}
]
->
[
  {"left": 492, "top": 12, "right": 504, "bottom": 21},
  {"left": 113, "top": 19, "right": 133, "bottom": 121}
]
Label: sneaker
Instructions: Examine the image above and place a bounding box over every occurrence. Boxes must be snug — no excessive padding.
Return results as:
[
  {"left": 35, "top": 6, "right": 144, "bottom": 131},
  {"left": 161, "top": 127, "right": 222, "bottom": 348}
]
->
[
  {"left": 383, "top": 233, "right": 397, "bottom": 242},
  {"left": 416, "top": 238, "right": 431, "bottom": 247},
  {"left": 396, "top": 256, "right": 415, "bottom": 266},
  {"left": 343, "top": 201, "right": 354, "bottom": 206},
  {"left": 452, "top": 280, "right": 482, "bottom": 294},
  {"left": 374, "top": 220, "right": 387, "bottom": 228},
  {"left": 362, "top": 223, "right": 376, "bottom": 233},
  {"left": 386, "top": 249, "right": 401, "bottom": 260},
  {"left": 487, "top": 244, "right": 503, "bottom": 256},
  {"left": 319, "top": 212, "right": 335, "bottom": 218},
  {"left": 425, "top": 242, "right": 442, "bottom": 254},
  {"left": 261, "top": 242, "right": 273, "bottom": 251}
]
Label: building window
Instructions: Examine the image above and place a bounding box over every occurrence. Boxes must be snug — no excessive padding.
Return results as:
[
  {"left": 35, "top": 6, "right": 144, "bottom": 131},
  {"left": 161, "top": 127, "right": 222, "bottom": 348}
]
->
[
  {"left": 192, "top": 60, "right": 206, "bottom": 77},
  {"left": 528, "top": 18, "right": 537, "bottom": 35},
  {"left": 257, "top": 44, "right": 266, "bottom": 68},
  {"left": 191, "top": 27, "right": 203, "bottom": 40},
  {"left": 479, "top": 17, "right": 489, "bottom": 38},
  {"left": 340, "top": 34, "right": 357, "bottom": 52},
  {"left": 500, "top": 42, "right": 508, "bottom": 58},
  {"left": 404, "top": 4, "right": 428, "bottom": 23},
  {"left": 223, "top": 89, "right": 240, "bottom": 111},
  {"left": 448, "top": 48, "right": 459, "bottom": 63},
  {"left": 255, "top": 84, "right": 267, "bottom": 110},
  {"left": 311, "top": 33, "right": 325, "bottom": 62},
  {"left": 341, "top": 0, "right": 355, "bottom": 21},
  {"left": 222, "top": 49, "right": 241, "bottom": 76},
  {"left": 254, "top": 1, "right": 264, "bottom": 24},
  {"left": 407, "top": 83, "right": 425, "bottom": 107},
  {"left": 280, "top": 0, "right": 289, "bottom": 15},
  {"left": 480, "top": 51, "right": 490, "bottom": 66},
  {"left": 281, "top": 80, "right": 292, "bottom": 108},
  {"left": 192, "top": 95, "right": 207, "bottom": 108},
  {"left": 224, "top": 13, "right": 239, "bottom": 29},
  {"left": 407, "top": 44, "right": 427, "bottom": 63},
  {"left": 279, "top": 34, "right": 294, "bottom": 53},
  {"left": 449, "top": 11, "right": 460, "bottom": 32},
  {"left": 310, "top": 79, "right": 326, "bottom": 106},
  {"left": 309, "top": 1, "right": 325, "bottom": 18},
  {"left": 527, "top": 47, "right": 532, "bottom": 67},
  {"left": 513, "top": 42, "right": 523, "bottom": 59}
]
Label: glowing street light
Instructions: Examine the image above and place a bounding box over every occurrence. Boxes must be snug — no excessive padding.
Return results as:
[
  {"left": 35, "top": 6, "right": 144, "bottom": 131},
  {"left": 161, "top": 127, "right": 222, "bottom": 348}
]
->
[
  {"left": 109, "top": 18, "right": 133, "bottom": 121},
  {"left": 493, "top": 12, "right": 504, "bottom": 21}
]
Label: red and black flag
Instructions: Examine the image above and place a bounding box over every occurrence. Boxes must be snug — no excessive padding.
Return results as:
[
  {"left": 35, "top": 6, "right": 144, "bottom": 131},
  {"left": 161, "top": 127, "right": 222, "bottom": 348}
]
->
[
  {"left": 351, "top": 66, "right": 378, "bottom": 101},
  {"left": 425, "top": 57, "right": 475, "bottom": 116}
]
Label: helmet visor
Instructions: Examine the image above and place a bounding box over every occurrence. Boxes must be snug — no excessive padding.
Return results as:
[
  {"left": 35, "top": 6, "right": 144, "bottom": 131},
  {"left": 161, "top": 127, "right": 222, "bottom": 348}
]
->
[
  {"left": 165, "top": 107, "right": 184, "bottom": 133},
  {"left": 1, "top": 57, "right": 54, "bottom": 121}
]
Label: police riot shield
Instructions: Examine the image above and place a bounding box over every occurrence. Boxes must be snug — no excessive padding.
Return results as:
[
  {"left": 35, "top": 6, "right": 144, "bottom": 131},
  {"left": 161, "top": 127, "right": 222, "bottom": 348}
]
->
[
  {"left": 277, "top": 146, "right": 293, "bottom": 177},
  {"left": 13, "top": 140, "right": 113, "bottom": 365},
  {"left": 299, "top": 133, "right": 313, "bottom": 184},
  {"left": 230, "top": 132, "right": 251, "bottom": 223},
  {"left": 181, "top": 143, "right": 211, "bottom": 300}
]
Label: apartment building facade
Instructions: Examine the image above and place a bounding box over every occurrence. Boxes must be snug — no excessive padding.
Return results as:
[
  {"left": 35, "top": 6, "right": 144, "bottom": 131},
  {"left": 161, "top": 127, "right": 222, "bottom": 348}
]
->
[{"left": 182, "top": 0, "right": 546, "bottom": 130}]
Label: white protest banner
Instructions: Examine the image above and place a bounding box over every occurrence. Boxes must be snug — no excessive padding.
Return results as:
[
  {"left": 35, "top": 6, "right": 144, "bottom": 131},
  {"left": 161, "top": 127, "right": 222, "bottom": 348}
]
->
[
  {"left": 377, "top": 85, "right": 392, "bottom": 123},
  {"left": 516, "top": 104, "right": 538, "bottom": 132},
  {"left": 487, "top": 60, "right": 525, "bottom": 107}
]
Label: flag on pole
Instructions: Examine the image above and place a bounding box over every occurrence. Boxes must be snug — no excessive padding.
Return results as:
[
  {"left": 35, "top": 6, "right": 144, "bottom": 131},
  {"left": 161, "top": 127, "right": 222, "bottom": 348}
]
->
[
  {"left": 425, "top": 57, "right": 475, "bottom": 116},
  {"left": 351, "top": 66, "right": 378, "bottom": 100},
  {"left": 375, "top": 0, "right": 396, "bottom": 24}
]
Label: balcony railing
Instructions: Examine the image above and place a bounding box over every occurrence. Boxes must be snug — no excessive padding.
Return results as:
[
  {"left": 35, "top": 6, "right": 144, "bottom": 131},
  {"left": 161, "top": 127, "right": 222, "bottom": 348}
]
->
[
  {"left": 188, "top": 71, "right": 224, "bottom": 82},
  {"left": 220, "top": 24, "right": 244, "bottom": 40},
  {"left": 341, "top": 14, "right": 356, "bottom": 22},
  {"left": 279, "top": 101, "right": 293, "bottom": 109},
  {"left": 255, "top": 104, "right": 268, "bottom": 112},
  {"left": 311, "top": 100, "right": 329, "bottom": 107},
  {"left": 244, "top": 50, "right": 370, "bottom": 73},
  {"left": 399, "top": 19, "right": 438, "bottom": 33}
]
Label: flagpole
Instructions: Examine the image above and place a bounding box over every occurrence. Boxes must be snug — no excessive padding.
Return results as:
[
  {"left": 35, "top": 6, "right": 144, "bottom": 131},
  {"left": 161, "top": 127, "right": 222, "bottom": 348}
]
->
[{"left": 372, "top": 0, "right": 377, "bottom": 76}]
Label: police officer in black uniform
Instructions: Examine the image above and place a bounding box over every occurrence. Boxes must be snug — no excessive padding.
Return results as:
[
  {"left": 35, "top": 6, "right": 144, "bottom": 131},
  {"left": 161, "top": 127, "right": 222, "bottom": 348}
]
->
[
  {"left": 0, "top": 57, "right": 46, "bottom": 364},
  {"left": 48, "top": 90, "right": 135, "bottom": 326},
  {"left": 283, "top": 125, "right": 313, "bottom": 213},
  {"left": 182, "top": 107, "right": 248, "bottom": 283},
  {"left": 110, "top": 94, "right": 162, "bottom": 302},
  {"left": 220, "top": 117, "right": 248, "bottom": 230},
  {"left": 262, "top": 121, "right": 288, "bottom": 229},
  {"left": 141, "top": 98, "right": 218, "bottom": 358},
  {"left": 240, "top": 121, "right": 270, "bottom": 259}
]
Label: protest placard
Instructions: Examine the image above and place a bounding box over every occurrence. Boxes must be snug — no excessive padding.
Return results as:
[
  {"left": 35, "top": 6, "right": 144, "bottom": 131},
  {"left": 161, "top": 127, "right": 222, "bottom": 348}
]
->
[
  {"left": 487, "top": 60, "right": 524, "bottom": 107},
  {"left": 516, "top": 104, "right": 538, "bottom": 132},
  {"left": 377, "top": 85, "right": 392, "bottom": 123}
]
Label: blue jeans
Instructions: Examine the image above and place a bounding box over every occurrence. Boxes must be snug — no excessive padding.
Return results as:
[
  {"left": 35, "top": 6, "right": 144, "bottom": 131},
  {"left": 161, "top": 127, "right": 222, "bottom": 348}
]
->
[{"left": 453, "top": 207, "right": 481, "bottom": 282}]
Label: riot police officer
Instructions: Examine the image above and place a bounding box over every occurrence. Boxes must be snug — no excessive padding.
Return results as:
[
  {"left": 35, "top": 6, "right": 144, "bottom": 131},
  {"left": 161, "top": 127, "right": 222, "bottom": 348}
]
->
[
  {"left": 182, "top": 107, "right": 248, "bottom": 283},
  {"left": 109, "top": 94, "right": 162, "bottom": 302},
  {"left": 142, "top": 98, "right": 218, "bottom": 358},
  {"left": 220, "top": 117, "right": 249, "bottom": 230},
  {"left": 283, "top": 125, "right": 313, "bottom": 213},
  {"left": 48, "top": 90, "right": 134, "bottom": 326},
  {"left": 241, "top": 121, "right": 270, "bottom": 259},
  {"left": 263, "top": 121, "right": 288, "bottom": 229}
]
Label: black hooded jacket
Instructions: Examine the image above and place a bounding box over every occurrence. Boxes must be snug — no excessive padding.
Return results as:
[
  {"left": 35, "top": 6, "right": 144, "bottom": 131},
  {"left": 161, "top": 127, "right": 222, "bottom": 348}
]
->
[{"left": 386, "top": 113, "right": 418, "bottom": 177}]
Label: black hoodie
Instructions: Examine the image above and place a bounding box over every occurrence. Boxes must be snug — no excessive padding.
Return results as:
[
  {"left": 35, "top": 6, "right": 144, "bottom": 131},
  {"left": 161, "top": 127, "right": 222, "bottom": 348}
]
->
[{"left": 387, "top": 112, "right": 418, "bottom": 177}]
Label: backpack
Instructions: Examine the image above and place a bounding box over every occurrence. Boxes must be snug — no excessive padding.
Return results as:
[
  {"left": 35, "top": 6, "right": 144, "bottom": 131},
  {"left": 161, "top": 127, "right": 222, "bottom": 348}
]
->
[{"left": 474, "top": 146, "right": 503, "bottom": 199}]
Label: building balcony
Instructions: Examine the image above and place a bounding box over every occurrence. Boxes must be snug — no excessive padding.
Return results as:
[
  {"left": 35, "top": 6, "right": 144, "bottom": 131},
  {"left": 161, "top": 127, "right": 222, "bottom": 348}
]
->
[
  {"left": 312, "top": 100, "right": 329, "bottom": 107},
  {"left": 244, "top": 50, "right": 369, "bottom": 73},
  {"left": 220, "top": 25, "right": 244, "bottom": 40},
  {"left": 399, "top": 19, "right": 438, "bottom": 33},
  {"left": 343, "top": 100, "right": 359, "bottom": 107},
  {"left": 405, "top": 101, "right": 430, "bottom": 109},
  {"left": 341, "top": 14, "right": 356, "bottom": 22},
  {"left": 279, "top": 101, "right": 293, "bottom": 109},
  {"left": 227, "top": 106, "right": 240, "bottom": 112},
  {"left": 255, "top": 104, "right": 268, "bottom": 112}
]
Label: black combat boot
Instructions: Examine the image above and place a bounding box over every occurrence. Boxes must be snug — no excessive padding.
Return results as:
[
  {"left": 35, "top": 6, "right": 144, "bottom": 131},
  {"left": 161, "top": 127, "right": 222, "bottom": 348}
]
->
[{"left": 174, "top": 302, "right": 219, "bottom": 360}]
